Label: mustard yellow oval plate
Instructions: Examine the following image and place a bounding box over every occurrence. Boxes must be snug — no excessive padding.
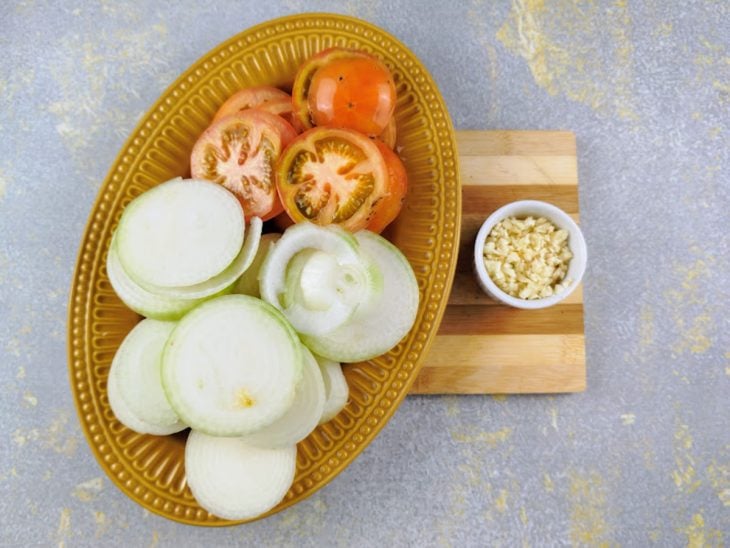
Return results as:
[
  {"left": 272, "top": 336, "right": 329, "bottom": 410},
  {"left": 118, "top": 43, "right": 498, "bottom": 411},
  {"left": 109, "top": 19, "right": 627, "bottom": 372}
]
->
[{"left": 68, "top": 13, "right": 460, "bottom": 525}]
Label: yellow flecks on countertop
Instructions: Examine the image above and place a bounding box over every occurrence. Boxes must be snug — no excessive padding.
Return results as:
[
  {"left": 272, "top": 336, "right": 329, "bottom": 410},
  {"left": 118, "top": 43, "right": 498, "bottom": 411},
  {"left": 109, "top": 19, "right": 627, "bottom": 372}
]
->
[
  {"left": 438, "top": 446, "right": 522, "bottom": 542},
  {"left": 543, "top": 473, "right": 554, "bottom": 492},
  {"left": 492, "top": 394, "right": 508, "bottom": 402},
  {"left": 692, "top": 38, "right": 730, "bottom": 106},
  {"left": 444, "top": 396, "right": 461, "bottom": 417},
  {"left": 706, "top": 458, "right": 730, "bottom": 507},
  {"left": 466, "top": 0, "right": 502, "bottom": 124},
  {"left": 638, "top": 304, "right": 654, "bottom": 352},
  {"left": 22, "top": 391, "right": 38, "bottom": 407},
  {"left": 569, "top": 471, "right": 612, "bottom": 547},
  {"left": 648, "top": 528, "right": 661, "bottom": 543},
  {"left": 666, "top": 255, "right": 716, "bottom": 357},
  {"left": 494, "top": 489, "right": 509, "bottom": 513},
  {"left": 149, "top": 531, "right": 160, "bottom": 548},
  {"left": 548, "top": 406, "right": 559, "bottom": 431},
  {"left": 13, "top": 428, "right": 37, "bottom": 447},
  {"left": 272, "top": 498, "right": 329, "bottom": 542},
  {"left": 44, "top": 410, "right": 79, "bottom": 456},
  {"left": 0, "top": 168, "right": 7, "bottom": 203},
  {"left": 27, "top": 500, "right": 39, "bottom": 516},
  {"left": 482, "top": 482, "right": 523, "bottom": 525},
  {"left": 496, "top": 0, "right": 638, "bottom": 121},
  {"left": 712, "top": 81, "right": 730, "bottom": 105},
  {"left": 11, "top": 409, "right": 78, "bottom": 456},
  {"left": 93, "top": 511, "right": 110, "bottom": 539},
  {"left": 653, "top": 21, "right": 673, "bottom": 39},
  {"left": 519, "top": 506, "right": 528, "bottom": 525},
  {"left": 6, "top": 337, "right": 21, "bottom": 357},
  {"left": 0, "top": 467, "right": 19, "bottom": 482},
  {"left": 620, "top": 413, "right": 635, "bottom": 426},
  {"left": 452, "top": 427, "right": 512, "bottom": 447},
  {"left": 6, "top": 324, "right": 35, "bottom": 360},
  {"left": 435, "top": 479, "right": 468, "bottom": 546},
  {"left": 643, "top": 446, "right": 656, "bottom": 471},
  {"left": 673, "top": 422, "right": 702, "bottom": 494},
  {"left": 708, "top": 126, "right": 723, "bottom": 139},
  {"left": 678, "top": 513, "right": 724, "bottom": 548},
  {"left": 48, "top": 21, "right": 173, "bottom": 187},
  {"left": 16, "top": 366, "right": 25, "bottom": 379},
  {"left": 55, "top": 508, "right": 72, "bottom": 547},
  {"left": 673, "top": 313, "right": 713, "bottom": 355},
  {"left": 72, "top": 477, "right": 103, "bottom": 502}
]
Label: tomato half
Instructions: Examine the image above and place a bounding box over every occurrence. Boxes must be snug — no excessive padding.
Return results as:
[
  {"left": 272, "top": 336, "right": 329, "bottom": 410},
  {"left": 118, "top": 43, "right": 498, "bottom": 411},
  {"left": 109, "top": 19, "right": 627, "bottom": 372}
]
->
[
  {"left": 366, "top": 142, "right": 408, "bottom": 233},
  {"left": 191, "top": 110, "right": 285, "bottom": 221},
  {"left": 213, "top": 86, "right": 291, "bottom": 122},
  {"left": 276, "top": 127, "right": 389, "bottom": 232},
  {"left": 308, "top": 56, "right": 396, "bottom": 136},
  {"left": 291, "top": 48, "right": 371, "bottom": 131}
]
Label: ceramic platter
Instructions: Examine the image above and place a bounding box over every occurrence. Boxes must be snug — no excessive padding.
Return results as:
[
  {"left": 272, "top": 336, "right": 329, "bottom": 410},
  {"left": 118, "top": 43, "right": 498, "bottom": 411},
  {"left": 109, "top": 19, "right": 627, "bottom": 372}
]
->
[{"left": 68, "top": 13, "right": 460, "bottom": 525}]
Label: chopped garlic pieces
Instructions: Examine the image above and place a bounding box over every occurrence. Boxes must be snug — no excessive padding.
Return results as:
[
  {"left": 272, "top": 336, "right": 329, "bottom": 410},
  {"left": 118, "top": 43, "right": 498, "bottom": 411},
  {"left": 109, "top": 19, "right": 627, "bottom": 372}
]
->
[{"left": 483, "top": 216, "right": 573, "bottom": 300}]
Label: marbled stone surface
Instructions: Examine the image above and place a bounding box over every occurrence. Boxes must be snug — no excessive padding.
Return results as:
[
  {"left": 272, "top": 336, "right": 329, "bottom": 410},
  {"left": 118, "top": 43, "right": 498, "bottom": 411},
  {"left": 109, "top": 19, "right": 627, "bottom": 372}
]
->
[{"left": 1, "top": 1, "right": 728, "bottom": 546}]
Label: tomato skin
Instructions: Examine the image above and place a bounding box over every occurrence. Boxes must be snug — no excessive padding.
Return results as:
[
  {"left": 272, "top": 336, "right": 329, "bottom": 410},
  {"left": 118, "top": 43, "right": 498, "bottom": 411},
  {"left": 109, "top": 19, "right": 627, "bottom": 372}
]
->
[
  {"left": 375, "top": 117, "right": 397, "bottom": 149},
  {"left": 254, "top": 97, "right": 299, "bottom": 130},
  {"left": 272, "top": 210, "right": 295, "bottom": 232},
  {"left": 291, "top": 48, "right": 371, "bottom": 131},
  {"left": 213, "top": 86, "right": 291, "bottom": 122},
  {"left": 275, "top": 127, "right": 389, "bottom": 232},
  {"left": 308, "top": 57, "right": 396, "bottom": 136},
  {"left": 191, "top": 110, "right": 285, "bottom": 221},
  {"left": 248, "top": 108, "right": 298, "bottom": 148},
  {"left": 366, "top": 142, "right": 408, "bottom": 233}
]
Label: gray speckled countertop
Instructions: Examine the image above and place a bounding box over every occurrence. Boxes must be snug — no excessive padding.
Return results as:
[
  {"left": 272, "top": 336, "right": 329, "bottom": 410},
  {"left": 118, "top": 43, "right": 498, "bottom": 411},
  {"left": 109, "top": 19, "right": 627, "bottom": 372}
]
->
[{"left": 1, "top": 1, "right": 728, "bottom": 546}]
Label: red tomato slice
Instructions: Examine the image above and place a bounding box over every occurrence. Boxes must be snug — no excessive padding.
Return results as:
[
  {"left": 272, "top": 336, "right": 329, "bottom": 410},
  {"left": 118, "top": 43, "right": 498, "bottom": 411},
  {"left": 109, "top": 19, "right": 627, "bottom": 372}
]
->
[
  {"left": 245, "top": 108, "right": 298, "bottom": 148},
  {"left": 366, "top": 142, "right": 408, "bottom": 233},
  {"left": 291, "top": 48, "right": 371, "bottom": 131},
  {"left": 275, "top": 127, "right": 389, "bottom": 232},
  {"left": 308, "top": 56, "right": 396, "bottom": 136},
  {"left": 191, "top": 110, "right": 285, "bottom": 221},
  {"left": 213, "top": 86, "right": 291, "bottom": 122},
  {"left": 272, "top": 210, "right": 295, "bottom": 232},
  {"left": 254, "top": 97, "right": 299, "bottom": 129}
]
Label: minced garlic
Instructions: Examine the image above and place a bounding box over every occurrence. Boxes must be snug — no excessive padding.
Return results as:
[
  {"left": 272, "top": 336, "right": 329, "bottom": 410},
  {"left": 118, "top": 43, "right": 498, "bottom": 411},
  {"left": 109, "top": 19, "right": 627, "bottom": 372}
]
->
[{"left": 483, "top": 216, "right": 573, "bottom": 300}]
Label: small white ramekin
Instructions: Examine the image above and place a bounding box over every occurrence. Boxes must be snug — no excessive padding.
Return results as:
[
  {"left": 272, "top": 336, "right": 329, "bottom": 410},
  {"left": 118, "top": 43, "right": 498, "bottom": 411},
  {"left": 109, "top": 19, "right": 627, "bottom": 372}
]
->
[{"left": 473, "top": 200, "right": 587, "bottom": 309}]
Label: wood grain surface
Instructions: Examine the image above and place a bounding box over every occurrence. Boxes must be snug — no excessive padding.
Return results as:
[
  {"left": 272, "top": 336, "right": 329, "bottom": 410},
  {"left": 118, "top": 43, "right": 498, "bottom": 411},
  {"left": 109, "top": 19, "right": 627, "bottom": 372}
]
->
[{"left": 411, "top": 130, "right": 586, "bottom": 394}]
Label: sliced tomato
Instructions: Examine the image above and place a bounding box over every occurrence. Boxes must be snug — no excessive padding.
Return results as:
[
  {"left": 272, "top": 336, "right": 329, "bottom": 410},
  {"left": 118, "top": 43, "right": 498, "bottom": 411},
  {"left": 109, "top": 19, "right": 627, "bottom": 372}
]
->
[
  {"left": 275, "top": 127, "right": 389, "bottom": 232},
  {"left": 191, "top": 110, "right": 284, "bottom": 221},
  {"left": 272, "top": 210, "right": 295, "bottom": 232},
  {"left": 213, "top": 86, "right": 291, "bottom": 122},
  {"left": 291, "top": 48, "right": 371, "bottom": 131},
  {"left": 255, "top": 97, "right": 299, "bottom": 129},
  {"left": 375, "top": 117, "right": 397, "bottom": 149},
  {"left": 308, "top": 56, "right": 396, "bottom": 136},
  {"left": 366, "top": 142, "right": 408, "bottom": 233},
  {"left": 248, "top": 108, "right": 297, "bottom": 148}
]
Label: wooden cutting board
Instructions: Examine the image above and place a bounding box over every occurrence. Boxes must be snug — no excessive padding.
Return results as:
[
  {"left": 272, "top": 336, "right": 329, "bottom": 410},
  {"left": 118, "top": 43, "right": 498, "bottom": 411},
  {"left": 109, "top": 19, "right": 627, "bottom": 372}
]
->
[{"left": 410, "top": 130, "right": 586, "bottom": 395}]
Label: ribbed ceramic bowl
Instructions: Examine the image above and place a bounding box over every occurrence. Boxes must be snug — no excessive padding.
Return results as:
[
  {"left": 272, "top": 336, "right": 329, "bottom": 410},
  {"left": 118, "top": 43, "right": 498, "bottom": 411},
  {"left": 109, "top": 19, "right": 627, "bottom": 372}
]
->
[{"left": 67, "top": 13, "right": 460, "bottom": 525}]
